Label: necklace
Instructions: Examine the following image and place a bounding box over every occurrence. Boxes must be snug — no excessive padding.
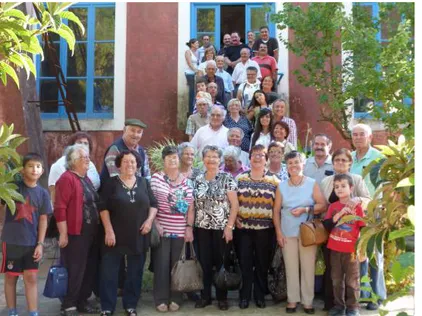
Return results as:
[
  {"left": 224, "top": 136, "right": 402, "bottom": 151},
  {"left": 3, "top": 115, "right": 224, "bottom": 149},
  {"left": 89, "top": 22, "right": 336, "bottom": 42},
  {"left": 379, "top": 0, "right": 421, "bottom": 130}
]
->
[
  {"left": 289, "top": 175, "right": 305, "bottom": 187},
  {"left": 118, "top": 176, "right": 137, "bottom": 203},
  {"left": 249, "top": 170, "right": 266, "bottom": 181}
]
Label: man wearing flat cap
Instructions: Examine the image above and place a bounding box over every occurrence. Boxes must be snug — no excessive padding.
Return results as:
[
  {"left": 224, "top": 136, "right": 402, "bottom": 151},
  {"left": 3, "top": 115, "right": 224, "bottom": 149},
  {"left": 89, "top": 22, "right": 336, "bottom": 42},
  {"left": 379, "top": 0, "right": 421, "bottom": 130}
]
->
[{"left": 100, "top": 118, "right": 151, "bottom": 185}]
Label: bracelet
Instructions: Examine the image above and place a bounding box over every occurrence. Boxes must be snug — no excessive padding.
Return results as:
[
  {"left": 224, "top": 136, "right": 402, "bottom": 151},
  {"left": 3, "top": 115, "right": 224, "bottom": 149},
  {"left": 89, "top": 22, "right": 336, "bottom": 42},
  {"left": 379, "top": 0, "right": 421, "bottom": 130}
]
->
[
  {"left": 226, "top": 224, "right": 234, "bottom": 230},
  {"left": 186, "top": 223, "right": 193, "bottom": 228},
  {"left": 37, "top": 241, "right": 45, "bottom": 247}
]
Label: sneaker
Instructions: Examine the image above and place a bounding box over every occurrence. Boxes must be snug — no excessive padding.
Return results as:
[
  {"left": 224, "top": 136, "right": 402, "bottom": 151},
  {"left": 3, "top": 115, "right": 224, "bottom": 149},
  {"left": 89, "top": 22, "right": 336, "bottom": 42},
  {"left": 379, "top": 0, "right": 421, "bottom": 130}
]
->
[
  {"left": 169, "top": 302, "right": 180, "bottom": 312},
  {"left": 366, "top": 302, "right": 379, "bottom": 310},
  {"left": 156, "top": 304, "right": 168, "bottom": 312},
  {"left": 328, "top": 306, "right": 346, "bottom": 316},
  {"left": 346, "top": 309, "right": 360, "bottom": 316}
]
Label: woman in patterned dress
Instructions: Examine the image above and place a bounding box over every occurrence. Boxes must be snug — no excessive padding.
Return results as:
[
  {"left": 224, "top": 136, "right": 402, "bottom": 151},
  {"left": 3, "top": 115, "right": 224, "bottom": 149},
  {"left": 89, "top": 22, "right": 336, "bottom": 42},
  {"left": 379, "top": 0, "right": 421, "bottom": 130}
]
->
[
  {"left": 193, "top": 145, "right": 239, "bottom": 311},
  {"left": 223, "top": 98, "right": 253, "bottom": 152}
]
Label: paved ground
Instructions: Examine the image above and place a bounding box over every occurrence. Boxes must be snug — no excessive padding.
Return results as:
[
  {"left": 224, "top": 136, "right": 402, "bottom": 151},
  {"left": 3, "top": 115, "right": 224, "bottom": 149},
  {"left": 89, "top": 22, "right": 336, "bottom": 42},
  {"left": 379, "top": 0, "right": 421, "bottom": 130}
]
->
[{"left": 0, "top": 242, "right": 415, "bottom": 316}]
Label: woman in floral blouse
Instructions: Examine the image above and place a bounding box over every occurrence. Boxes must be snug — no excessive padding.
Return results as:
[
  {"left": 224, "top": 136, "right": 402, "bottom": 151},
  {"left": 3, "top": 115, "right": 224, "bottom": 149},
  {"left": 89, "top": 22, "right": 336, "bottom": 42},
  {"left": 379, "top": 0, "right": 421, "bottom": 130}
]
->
[
  {"left": 150, "top": 146, "right": 195, "bottom": 313},
  {"left": 193, "top": 145, "right": 239, "bottom": 311}
]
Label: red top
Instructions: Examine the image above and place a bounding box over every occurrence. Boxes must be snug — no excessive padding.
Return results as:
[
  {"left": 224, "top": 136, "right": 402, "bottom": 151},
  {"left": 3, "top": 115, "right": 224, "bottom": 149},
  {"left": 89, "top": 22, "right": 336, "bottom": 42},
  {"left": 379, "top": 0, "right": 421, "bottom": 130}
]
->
[
  {"left": 252, "top": 55, "right": 278, "bottom": 79},
  {"left": 324, "top": 201, "right": 365, "bottom": 253},
  {"left": 54, "top": 170, "right": 90, "bottom": 235}
]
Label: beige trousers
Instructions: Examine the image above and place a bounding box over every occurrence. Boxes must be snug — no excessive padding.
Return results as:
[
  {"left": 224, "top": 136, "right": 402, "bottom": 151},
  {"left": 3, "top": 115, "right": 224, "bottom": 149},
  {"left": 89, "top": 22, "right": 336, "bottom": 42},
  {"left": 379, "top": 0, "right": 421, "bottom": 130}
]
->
[{"left": 281, "top": 236, "right": 317, "bottom": 306}]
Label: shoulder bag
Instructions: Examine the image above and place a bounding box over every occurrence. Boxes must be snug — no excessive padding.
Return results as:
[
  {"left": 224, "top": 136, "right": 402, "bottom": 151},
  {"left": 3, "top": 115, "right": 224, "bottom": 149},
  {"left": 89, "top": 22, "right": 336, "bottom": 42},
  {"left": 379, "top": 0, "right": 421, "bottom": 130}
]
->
[
  {"left": 213, "top": 242, "right": 242, "bottom": 291},
  {"left": 300, "top": 206, "right": 328, "bottom": 247}
]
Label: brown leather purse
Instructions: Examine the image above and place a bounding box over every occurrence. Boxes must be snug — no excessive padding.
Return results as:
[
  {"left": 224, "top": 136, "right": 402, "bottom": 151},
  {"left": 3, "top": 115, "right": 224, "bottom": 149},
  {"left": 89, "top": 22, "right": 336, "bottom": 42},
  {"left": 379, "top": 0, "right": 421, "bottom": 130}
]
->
[{"left": 300, "top": 207, "right": 328, "bottom": 247}]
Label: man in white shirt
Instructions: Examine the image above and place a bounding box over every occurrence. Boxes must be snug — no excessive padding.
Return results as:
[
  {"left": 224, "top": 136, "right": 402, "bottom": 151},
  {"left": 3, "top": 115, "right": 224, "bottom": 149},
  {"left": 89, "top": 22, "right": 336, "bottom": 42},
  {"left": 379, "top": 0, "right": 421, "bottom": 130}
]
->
[
  {"left": 232, "top": 48, "right": 262, "bottom": 90},
  {"left": 191, "top": 106, "right": 229, "bottom": 157}
]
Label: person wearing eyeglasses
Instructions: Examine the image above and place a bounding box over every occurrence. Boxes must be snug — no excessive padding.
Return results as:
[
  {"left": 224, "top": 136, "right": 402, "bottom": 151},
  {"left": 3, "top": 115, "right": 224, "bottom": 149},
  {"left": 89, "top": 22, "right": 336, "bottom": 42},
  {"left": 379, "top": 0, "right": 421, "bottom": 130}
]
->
[
  {"left": 319, "top": 148, "right": 371, "bottom": 312},
  {"left": 190, "top": 106, "right": 229, "bottom": 157},
  {"left": 235, "top": 144, "right": 280, "bottom": 310}
]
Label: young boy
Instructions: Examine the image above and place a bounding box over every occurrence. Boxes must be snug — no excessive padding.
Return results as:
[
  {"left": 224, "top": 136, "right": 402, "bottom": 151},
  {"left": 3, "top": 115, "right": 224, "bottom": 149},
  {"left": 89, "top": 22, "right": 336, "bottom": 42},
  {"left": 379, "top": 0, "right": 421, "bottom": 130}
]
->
[
  {"left": 324, "top": 174, "right": 365, "bottom": 316},
  {"left": 1, "top": 153, "right": 52, "bottom": 316}
]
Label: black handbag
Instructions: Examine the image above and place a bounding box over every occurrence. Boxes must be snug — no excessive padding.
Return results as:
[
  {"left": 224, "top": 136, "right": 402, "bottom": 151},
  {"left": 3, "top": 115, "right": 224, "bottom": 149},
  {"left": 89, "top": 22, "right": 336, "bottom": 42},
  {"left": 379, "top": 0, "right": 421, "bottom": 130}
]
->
[
  {"left": 268, "top": 247, "right": 287, "bottom": 302},
  {"left": 213, "top": 243, "right": 242, "bottom": 291}
]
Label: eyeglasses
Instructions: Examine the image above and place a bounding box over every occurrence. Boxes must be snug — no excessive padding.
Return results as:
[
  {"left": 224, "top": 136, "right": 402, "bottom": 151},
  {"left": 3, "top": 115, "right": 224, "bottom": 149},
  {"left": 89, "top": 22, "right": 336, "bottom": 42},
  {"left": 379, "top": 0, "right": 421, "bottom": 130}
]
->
[
  {"left": 210, "top": 114, "right": 222, "bottom": 117},
  {"left": 251, "top": 153, "right": 266, "bottom": 158},
  {"left": 77, "top": 156, "right": 90, "bottom": 160},
  {"left": 334, "top": 158, "right": 350, "bottom": 163}
]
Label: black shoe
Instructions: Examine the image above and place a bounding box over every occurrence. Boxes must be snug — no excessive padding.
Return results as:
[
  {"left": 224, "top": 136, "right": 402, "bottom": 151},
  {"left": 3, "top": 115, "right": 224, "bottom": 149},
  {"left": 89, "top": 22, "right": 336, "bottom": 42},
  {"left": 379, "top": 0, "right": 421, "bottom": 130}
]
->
[
  {"left": 186, "top": 292, "right": 200, "bottom": 302},
  {"left": 255, "top": 300, "right": 266, "bottom": 308},
  {"left": 218, "top": 300, "right": 229, "bottom": 310},
  {"left": 239, "top": 299, "right": 249, "bottom": 309},
  {"left": 78, "top": 303, "right": 100, "bottom": 314},
  {"left": 366, "top": 302, "right": 379, "bottom": 310},
  {"left": 304, "top": 307, "right": 315, "bottom": 314},
  {"left": 286, "top": 306, "right": 297, "bottom": 313},
  {"left": 195, "top": 298, "right": 211, "bottom": 308}
]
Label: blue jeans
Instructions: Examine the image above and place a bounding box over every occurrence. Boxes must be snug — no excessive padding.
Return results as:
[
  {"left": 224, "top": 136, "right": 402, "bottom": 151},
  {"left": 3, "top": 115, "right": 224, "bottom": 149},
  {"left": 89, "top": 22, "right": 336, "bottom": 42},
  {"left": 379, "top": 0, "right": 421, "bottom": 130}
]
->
[
  {"left": 360, "top": 247, "right": 387, "bottom": 301},
  {"left": 185, "top": 73, "right": 195, "bottom": 114},
  {"left": 100, "top": 251, "right": 146, "bottom": 312}
]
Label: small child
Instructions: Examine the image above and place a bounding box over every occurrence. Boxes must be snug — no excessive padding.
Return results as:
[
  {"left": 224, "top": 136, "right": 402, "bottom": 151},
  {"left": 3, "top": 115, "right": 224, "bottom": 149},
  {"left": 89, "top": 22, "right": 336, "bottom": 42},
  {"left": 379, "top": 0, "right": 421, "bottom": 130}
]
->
[
  {"left": 1, "top": 153, "right": 52, "bottom": 316},
  {"left": 324, "top": 174, "right": 365, "bottom": 316},
  {"left": 191, "top": 78, "right": 208, "bottom": 114}
]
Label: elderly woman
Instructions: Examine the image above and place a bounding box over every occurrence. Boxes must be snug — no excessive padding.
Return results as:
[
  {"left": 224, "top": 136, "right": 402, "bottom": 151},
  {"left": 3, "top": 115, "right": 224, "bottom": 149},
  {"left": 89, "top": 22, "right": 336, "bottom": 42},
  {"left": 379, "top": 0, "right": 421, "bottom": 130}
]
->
[
  {"left": 98, "top": 150, "right": 158, "bottom": 316},
  {"left": 227, "top": 127, "right": 250, "bottom": 168},
  {"left": 178, "top": 142, "right": 202, "bottom": 181},
  {"left": 319, "top": 148, "right": 371, "bottom": 311},
  {"left": 221, "top": 145, "right": 249, "bottom": 177},
  {"left": 273, "top": 151, "right": 327, "bottom": 314},
  {"left": 250, "top": 108, "right": 273, "bottom": 149},
  {"left": 223, "top": 98, "right": 253, "bottom": 152},
  {"left": 271, "top": 121, "right": 295, "bottom": 159},
  {"left": 151, "top": 146, "right": 195, "bottom": 312},
  {"left": 54, "top": 144, "right": 100, "bottom": 316},
  {"left": 194, "top": 145, "right": 239, "bottom": 311},
  {"left": 236, "top": 144, "right": 280, "bottom": 309},
  {"left": 266, "top": 141, "right": 289, "bottom": 181}
]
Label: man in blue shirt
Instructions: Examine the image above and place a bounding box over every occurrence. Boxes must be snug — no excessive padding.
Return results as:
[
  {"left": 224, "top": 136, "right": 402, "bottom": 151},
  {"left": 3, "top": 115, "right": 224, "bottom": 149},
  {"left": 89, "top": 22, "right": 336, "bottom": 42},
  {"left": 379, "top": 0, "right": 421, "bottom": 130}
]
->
[{"left": 215, "top": 56, "right": 234, "bottom": 107}]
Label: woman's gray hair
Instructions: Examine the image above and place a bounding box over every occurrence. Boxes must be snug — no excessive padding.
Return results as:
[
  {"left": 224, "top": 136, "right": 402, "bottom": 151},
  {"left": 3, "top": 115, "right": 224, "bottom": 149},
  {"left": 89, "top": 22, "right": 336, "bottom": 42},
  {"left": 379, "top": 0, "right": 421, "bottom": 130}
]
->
[
  {"left": 223, "top": 146, "right": 241, "bottom": 160},
  {"left": 64, "top": 144, "right": 89, "bottom": 170},
  {"left": 196, "top": 97, "right": 213, "bottom": 108},
  {"left": 284, "top": 150, "right": 306, "bottom": 163},
  {"left": 202, "top": 145, "right": 223, "bottom": 159},
  {"left": 227, "top": 127, "right": 245, "bottom": 140},
  {"left": 227, "top": 98, "right": 241, "bottom": 111},
  {"left": 177, "top": 142, "right": 196, "bottom": 158}
]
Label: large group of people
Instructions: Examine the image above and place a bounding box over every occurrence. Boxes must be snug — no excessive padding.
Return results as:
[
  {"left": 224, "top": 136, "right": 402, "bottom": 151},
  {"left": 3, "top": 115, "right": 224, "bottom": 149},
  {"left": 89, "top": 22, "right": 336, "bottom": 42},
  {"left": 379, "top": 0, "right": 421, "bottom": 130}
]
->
[{"left": 1, "top": 26, "right": 386, "bottom": 316}]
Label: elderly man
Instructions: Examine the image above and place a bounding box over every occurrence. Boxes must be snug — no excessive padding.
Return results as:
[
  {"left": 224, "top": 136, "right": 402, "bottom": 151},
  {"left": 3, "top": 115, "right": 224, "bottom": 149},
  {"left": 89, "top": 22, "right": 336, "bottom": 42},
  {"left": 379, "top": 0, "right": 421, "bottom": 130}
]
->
[
  {"left": 186, "top": 97, "right": 211, "bottom": 141},
  {"left": 191, "top": 106, "right": 229, "bottom": 156},
  {"left": 216, "top": 55, "right": 234, "bottom": 106},
  {"left": 202, "top": 60, "right": 226, "bottom": 105},
  {"left": 237, "top": 67, "right": 261, "bottom": 110},
  {"left": 252, "top": 26, "right": 279, "bottom": 62},
  {"left": 224, "top": 32, "right": 250, "bottom": 74},
  {"left": 100, "top": 119, "right": 150, "bottom": 184},
  {"left": 350, "top": 123, "right": 386, "bottom": 311},
  {"left": 303, "top": 133, "right": 334, "bottom": 184},
  {"left": 218, "top": 33, "right": 232, "bottom": 56},
  {"left": 247, "top": 31, "right": 255, "bottom": 52},
  {"left": 207, "top": 82, "right": 225, "bottom": 110},
  {"left": 252, "top": 42, "right": 278, "bottom": 81},
  {"left": 227, "top": 127, "right": 250, "bottom": 167},
  {"left": 232, "top": 48, "right": 262, "bottom": 90},
  {"left": 272, "top": 98, "right": 297, "bottom": 148}
]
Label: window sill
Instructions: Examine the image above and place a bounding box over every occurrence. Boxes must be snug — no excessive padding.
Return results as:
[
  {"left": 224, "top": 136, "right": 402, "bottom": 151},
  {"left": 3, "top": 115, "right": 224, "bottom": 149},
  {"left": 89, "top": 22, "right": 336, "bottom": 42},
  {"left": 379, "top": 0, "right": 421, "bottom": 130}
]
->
[{"left": 42, "top": 118, "right": 123, "bottom": 131}]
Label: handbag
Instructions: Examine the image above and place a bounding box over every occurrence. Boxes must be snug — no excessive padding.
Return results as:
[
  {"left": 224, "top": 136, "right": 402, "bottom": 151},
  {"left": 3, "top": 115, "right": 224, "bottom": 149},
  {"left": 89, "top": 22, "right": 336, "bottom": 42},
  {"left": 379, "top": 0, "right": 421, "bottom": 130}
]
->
[
  {"left": 171, "top": 242, "right": 204, "bottom": 292},
  {"left": 268, "top": 247, "right": 287, "bottom": 301},
  {"left": 150, "top": 223, "right": 160, "bottom": 249},
  {"left": 300, "top": 207, "right": 328, "bottom": 247},
  {"left": 43, "top": 248, "right": 68, "bottom": 298},
  {"left": 213, "top": 243, "right": 242, "bottom": 291}
]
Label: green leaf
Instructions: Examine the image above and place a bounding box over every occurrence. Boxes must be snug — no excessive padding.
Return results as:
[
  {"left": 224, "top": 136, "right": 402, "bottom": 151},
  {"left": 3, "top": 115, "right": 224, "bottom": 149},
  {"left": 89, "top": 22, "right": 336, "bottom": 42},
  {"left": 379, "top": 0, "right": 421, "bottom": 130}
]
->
[
  {"left": 391, "top": 261, "right": 404, "bottom": 283},
  {"left": 59, "top": 11, "right": 85, "bottom": 34},
  {"left": 50, "top": 25, "right": 76, "bottom": 52},
  {"left": 396, "top": 175, "right": 414, "bottom": 188},
  {"left": 360, "top": 275, "right": 371, "bottom": 283},
  {"left": 53, "top": 2, "right": 74, "bottom": 15},
  {"left": 1, "top": 2, "right": 22, "bottom": 12},
  {"left": 2, "top": 8, "right": 27, "bottom": 20},
  {"left": 0, "top": 62, "right": 19, "bottom": 88},
  {"left": 407, "top": 205, "right": 415, "bottom": 226},
  {"left": 388, "top": 227, "right": 414, "bottom": 240},
  {"left": 366, "top": 234, "right": 376, "bottom": 260},
  {"left": 397, "top": 252, "right": 414, "bottom": 268}
]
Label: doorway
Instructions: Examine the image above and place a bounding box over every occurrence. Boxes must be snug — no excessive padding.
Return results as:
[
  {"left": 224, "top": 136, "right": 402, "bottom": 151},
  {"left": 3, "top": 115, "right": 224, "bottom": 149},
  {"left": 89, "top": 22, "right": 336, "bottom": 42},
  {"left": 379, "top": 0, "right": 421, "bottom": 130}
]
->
[{"left": 220, "top": 5, "right": 245, "bottom": 45}]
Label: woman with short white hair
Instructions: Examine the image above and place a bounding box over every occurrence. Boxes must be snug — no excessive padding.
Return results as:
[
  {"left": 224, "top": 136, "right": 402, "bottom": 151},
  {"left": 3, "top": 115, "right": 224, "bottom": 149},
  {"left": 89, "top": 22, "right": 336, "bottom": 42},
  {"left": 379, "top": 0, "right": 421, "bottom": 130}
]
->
[
  {"left": 223, "top": 98, "right": 253, "bottom": 152},
  {"left": 221, "top": 146, "right": 249, "bottom": 177}
]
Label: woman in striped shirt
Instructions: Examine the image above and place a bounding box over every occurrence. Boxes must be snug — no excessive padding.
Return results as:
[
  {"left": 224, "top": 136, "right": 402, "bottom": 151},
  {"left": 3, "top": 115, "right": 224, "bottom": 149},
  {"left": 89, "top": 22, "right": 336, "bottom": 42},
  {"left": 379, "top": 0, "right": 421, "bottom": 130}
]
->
[{"left": 150, "top": 146, "right": 195, "bottom": 313}]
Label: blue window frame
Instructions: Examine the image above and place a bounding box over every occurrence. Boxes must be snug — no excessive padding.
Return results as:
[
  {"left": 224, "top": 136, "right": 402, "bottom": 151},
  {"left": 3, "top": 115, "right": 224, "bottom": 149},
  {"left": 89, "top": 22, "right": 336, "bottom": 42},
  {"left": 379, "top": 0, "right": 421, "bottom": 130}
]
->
[
  {"left": 352, "top": 2, "right": 411, "bottom": 118},
  {"left": 190, "top": 3, "right": 276, "bottom": 51},
  {"left": 36, "top": 2, "right": 115, "bottom": 119}
]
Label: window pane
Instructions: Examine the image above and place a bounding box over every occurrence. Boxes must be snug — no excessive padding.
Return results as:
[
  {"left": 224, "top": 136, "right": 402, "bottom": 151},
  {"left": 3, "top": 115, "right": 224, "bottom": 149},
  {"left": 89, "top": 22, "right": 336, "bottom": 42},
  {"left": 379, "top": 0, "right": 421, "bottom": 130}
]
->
[
  {"left": 95, "top": 43, "right": 114, "bottom": 76},
  {"left": 95, "top": 7, "right": 115, "bottom": 40},
  {"left": 197, "top": 9, "right": 215, "bottom": 32},
  {"left": 67, "top": 43, "right": 87, "bottom": 77},
  {"left": 197, "top": 33, "right": 215, "bottom": 47},
  {"left": 69, "top": 8, "right": 87, "bottom": 41},
  {"left": 354, "top": 96, "right": 373, "bottom": 113},
  {"left": 40, "top": 43, "right": 60, "bottom": 77},
  {"left": 67, "top": 80, "right": 86, "bottom": 113},
  {"left": 94, "top": 79, "right": 114, "bottom": 113},
  {"left": 251, "top": 7, "right": 267, "bottom": 32},
  {"left": 381, "top": 8, "right": 400, "bottom": 40},
  {"left": 40, "top": 80, "right": 59, "bottom": 113}
]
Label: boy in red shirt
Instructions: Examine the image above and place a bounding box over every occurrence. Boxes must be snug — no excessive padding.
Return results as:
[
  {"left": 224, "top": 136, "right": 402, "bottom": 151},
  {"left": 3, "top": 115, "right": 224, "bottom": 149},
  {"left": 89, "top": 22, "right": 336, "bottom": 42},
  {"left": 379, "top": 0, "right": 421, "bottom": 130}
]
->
[{"left": 324, "top": 174, "right": 365, "bottom": 316}]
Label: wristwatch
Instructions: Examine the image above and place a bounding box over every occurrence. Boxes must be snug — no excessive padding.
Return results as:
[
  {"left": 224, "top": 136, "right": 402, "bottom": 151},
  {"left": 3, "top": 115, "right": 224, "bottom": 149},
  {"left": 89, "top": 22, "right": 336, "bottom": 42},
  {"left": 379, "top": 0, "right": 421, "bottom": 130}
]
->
[{"left": 226, "top": 224, "right": 234, "bottom": 230}]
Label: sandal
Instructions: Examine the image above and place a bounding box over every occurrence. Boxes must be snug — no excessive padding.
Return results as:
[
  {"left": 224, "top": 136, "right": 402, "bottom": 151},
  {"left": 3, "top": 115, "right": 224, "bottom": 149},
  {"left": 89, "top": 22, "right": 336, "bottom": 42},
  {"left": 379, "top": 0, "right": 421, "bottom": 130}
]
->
[{"left": 125, "top": 309, "right": 137, "bottom": 316}]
